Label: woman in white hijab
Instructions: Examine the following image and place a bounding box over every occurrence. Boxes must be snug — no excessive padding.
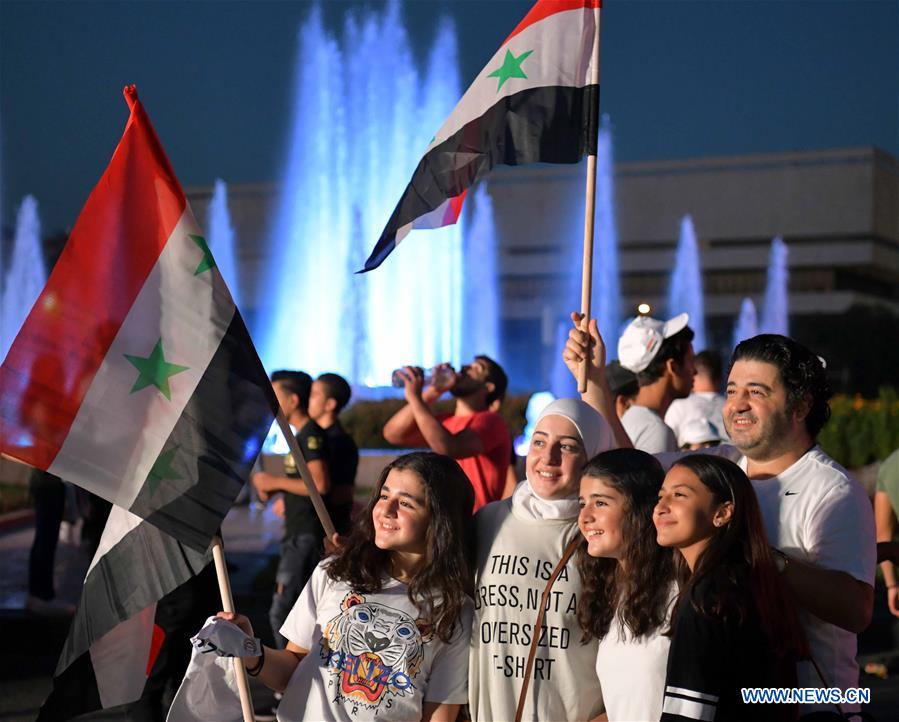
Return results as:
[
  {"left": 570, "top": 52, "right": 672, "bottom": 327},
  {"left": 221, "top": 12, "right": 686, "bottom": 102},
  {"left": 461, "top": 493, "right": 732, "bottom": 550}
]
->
[{"left": 468, "top": 399, "right": 614, "bottom": 722}]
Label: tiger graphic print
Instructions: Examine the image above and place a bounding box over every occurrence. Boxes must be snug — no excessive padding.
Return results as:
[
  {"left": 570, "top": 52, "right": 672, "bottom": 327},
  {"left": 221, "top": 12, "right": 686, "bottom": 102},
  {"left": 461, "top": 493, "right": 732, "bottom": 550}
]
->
[{"left": 319, "top": 592, "right": 432, "bottom": 713}]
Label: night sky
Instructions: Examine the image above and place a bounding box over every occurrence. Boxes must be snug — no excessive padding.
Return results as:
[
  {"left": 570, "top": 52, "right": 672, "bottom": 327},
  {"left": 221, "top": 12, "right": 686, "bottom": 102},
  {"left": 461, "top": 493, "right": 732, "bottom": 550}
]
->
[{"left": 1, "top": 0, "right": 897, "bottom": 234}]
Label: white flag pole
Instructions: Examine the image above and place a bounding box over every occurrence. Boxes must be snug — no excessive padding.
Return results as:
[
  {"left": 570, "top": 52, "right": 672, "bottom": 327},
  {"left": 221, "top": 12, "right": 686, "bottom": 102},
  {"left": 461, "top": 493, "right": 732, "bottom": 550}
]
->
[
  {"left": 578, "top": 4, "right": 603, "bottom": 394},
  {"left": 211, "top": 537, "right": 256, "bottom": 722}
]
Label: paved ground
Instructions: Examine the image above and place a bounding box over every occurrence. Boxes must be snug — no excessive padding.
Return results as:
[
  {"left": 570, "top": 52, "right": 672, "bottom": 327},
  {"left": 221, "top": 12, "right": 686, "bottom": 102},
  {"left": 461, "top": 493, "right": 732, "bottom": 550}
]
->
[{"left": 1, "top": 504, "right": 899, "bottom": 721}]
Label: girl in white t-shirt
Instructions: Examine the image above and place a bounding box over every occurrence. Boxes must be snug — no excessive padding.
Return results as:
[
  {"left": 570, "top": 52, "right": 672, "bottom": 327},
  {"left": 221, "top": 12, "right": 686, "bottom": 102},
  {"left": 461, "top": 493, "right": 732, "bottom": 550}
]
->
[
  {"left": 221, "top": 451, "right": 475, "bottom": 722},
  {"left": 577, "top": 448, "right": 677, "bottom": 722}
]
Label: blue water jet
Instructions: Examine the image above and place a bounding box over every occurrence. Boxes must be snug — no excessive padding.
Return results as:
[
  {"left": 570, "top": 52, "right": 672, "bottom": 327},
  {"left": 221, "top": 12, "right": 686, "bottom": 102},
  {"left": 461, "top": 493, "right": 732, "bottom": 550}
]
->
[
  {"left": 207, "top": 179, "right": 241, "bottom": 308},
  {"left": 1, "top": 195, "right": 45, "bottom": 362},
  {"left": 667, "top": 214, "right": 707, "bottom": 350},
  {"left": 593, "top": 114, "right": 621, "bottom": 357},
  {"left": 760, "top": 236, "right": 789, "bottom": 336},
  {"left": 733, "top": 297, "right": 759, "bottom": 348},
  {"left": 259, "top": 2, "right": 464, "bottom": 385},
  {"left": 463, "top": 184, "right": 500, "bottom": 361},
  {"left": 552, "top": 114, "right": 621, "bottom": 394}
]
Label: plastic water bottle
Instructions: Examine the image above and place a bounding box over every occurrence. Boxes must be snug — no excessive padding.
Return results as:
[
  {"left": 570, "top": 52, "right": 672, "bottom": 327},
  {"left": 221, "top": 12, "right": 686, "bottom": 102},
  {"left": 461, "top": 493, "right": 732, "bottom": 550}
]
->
[{"left": 391, "top": 364, "right": 456, "bottom": 388}]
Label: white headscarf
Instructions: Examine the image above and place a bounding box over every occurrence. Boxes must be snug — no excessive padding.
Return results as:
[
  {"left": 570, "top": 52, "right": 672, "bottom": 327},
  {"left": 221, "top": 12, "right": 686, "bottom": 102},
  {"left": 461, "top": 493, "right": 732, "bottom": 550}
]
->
[{"left": 513, "top": 398, "right": 614, "bottom": 520}]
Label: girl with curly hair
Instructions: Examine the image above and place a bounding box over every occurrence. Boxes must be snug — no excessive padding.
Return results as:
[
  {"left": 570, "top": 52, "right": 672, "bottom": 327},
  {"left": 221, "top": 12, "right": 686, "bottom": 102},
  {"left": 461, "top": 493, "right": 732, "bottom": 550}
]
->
[
  {"left": 576, "top": 447, "right": 677, "bottom": 721},
  {"left": 222, "top": 451, "right": 475, "bottom": 722}
]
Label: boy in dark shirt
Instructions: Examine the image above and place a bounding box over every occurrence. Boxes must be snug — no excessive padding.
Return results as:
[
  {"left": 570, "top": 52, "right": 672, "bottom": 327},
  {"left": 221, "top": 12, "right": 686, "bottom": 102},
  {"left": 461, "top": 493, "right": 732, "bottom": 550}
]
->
[
  {"left": 308, "top": 373, "right": 359, "bottom": 536},
  {"left": 252, "top": 370, "right": 330, "bottom": 648}
]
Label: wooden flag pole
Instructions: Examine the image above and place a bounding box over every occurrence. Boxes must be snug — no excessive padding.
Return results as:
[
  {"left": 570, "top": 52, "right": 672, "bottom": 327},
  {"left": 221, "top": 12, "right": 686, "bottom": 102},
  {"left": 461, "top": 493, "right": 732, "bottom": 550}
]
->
[
  {"left": 578, "top": 4, "right": 603, "bottom": 394},
  {"left": 211, "top": 536, "right": 256, "bottom": 722},
  {"left": 274, "top": 408, "right": 338, "bottom": 540}
]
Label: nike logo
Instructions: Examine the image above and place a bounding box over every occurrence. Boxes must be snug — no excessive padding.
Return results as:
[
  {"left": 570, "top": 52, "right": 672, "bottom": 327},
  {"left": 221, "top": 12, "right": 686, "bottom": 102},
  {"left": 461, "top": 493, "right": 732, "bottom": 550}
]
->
[{"left": 785, "top": 491, "right": 799, "bottom": 496}]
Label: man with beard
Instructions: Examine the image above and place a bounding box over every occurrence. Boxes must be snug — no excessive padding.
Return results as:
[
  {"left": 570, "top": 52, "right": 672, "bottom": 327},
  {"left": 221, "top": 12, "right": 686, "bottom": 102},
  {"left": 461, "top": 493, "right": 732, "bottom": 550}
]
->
[
  {"left": 566, "top": 328, "right": 876, "bottom": 722},
  {"left": 384, "top": 355, "right": 511, "bottom": 511},
  {"left": 724, "top": 335, "right": 875, "bottom": 721}
]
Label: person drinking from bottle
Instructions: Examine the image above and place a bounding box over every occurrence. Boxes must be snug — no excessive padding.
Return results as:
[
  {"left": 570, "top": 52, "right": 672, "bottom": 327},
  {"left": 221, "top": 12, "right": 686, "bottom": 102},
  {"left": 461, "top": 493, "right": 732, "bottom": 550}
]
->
[{"left": 384, "top": 355, "right": 511, "bottom": 512}]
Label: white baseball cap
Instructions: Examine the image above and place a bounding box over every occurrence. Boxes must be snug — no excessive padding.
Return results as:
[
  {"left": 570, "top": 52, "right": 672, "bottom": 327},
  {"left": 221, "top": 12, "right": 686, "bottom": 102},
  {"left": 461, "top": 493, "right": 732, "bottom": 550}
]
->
[
  {"left": 618, "top": 313, "right": 690, "bottom": 373},
  {"left": 680, "top": 418, "right": 722, "bottom": 447}
]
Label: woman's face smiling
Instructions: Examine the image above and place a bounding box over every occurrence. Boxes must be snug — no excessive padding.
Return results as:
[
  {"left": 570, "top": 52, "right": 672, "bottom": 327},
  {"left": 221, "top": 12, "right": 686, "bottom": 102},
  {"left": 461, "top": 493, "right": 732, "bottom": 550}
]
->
[
  {"left": 578, "top": 475, "right": 627, "bottom": 559},
  {"left": 526, "top": 414, "right": 588, "bottom": 500},
  {"left": 372, "top": 468, "right": 430, "bottom": 556},
  {"left": 653, "top": 464, "right": 731, "bottom": 571}
]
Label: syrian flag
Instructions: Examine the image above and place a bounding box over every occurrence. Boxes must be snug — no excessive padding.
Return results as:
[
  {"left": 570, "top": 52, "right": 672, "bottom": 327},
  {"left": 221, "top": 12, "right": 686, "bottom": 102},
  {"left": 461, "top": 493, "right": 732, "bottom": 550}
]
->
[
  {"left": 37, "top": 505, "right": 210, "bottom": 721},
  {"left": 362, "top": 0, "right": 601, "bottom": 271},
  {"left": 0, "top": 86, "right": 277, "bottom": 551}
]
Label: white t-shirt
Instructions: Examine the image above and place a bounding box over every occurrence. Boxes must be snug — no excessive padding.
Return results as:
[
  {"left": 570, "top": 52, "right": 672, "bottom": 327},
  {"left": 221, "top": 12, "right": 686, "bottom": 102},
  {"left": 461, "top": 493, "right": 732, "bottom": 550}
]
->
[
  {"left": 595, "top": 584, "right": 677, "bottom": 722},
  {"left": 741, "top": 446, "right": 876, "bottom": 716},
  {"left": 664, "top": 391, "right": 728, "bottom": 446},
  {"left": 278, "top": 563, "right": 472, "bottom": 721},
  {"left": 622, "top": 405, "right": 678, "bottom": 453},
  {"left": 469, "top": 495, "right": 603, "bottom": 722}
]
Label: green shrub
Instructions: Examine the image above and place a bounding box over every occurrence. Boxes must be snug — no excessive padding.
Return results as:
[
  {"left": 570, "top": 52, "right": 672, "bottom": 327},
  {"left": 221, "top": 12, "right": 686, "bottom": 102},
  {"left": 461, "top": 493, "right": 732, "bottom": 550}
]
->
[
  {"left": 818, "top": 387, "right": 899, "bottom": 468},
  {"left": 0, "top": 482, "right": 31, "bottom": 515}
]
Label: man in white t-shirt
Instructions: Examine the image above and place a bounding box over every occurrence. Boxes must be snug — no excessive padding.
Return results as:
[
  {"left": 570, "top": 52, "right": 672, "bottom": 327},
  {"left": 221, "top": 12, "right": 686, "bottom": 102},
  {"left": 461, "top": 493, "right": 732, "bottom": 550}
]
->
[
  {"left": 664, "top": 349, "right": 728, "bottom": 447},
  {"left": 724, "top": 334, "right": 875, "bottom": 720},
  {"left": 566, "top": 325, "right": 876, "bottom": 721},
  {"left": 616, "top": 313, "right": 696, "bottom": 453}
]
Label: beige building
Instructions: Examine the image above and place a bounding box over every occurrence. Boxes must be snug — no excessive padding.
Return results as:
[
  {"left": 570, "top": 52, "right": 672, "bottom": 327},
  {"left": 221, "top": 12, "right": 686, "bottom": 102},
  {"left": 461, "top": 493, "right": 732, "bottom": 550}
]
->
[{"left": 187, "top": 145, "right": 899, "bottom": 391}]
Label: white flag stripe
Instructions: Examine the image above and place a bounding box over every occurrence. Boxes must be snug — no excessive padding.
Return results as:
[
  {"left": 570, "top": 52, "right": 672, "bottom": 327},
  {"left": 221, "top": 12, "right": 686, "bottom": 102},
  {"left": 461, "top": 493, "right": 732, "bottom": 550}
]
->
[
  {"left": 426, "top": 7, "right": 598, "bottom": 153},
  {"left": 662, "top": 695, "right": 717, "bottom": 721},
  {"left": 49, "top": 208, "right": 236, "bottom": 509},
  {"left": 89, "top": 602, "right": 157, "bottom": 708},
  {"left": 665, "top": 685, "right": 720, "bottom": 703},
  {"left": 86, "top": 505, "right": 142, "bottom": 576}
]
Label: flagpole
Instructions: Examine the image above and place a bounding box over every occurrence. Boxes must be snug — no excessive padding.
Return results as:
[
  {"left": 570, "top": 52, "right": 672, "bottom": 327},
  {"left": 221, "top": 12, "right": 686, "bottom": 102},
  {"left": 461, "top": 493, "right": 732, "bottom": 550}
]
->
[
  {"left": 211, "top": 536, "right": 256, "bottom": 722},
  {"left": 274, "top": 409, "right": 338, "bottom": 540},
  {"left": 578, "top": 4, "right": 603, "bottom": 394}
]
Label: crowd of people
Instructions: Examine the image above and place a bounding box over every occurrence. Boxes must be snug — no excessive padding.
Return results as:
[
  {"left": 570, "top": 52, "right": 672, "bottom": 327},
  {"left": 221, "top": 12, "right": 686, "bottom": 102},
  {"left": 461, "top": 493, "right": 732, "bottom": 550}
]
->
[{"left": 194, "top": 307, "right": 899, "bottom": 722}]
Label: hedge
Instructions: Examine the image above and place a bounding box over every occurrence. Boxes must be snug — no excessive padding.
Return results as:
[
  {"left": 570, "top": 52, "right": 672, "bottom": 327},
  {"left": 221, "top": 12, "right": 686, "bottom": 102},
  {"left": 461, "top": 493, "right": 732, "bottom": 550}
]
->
[{"left": 818, "top": 387, "right": 899, "bottom": 469}]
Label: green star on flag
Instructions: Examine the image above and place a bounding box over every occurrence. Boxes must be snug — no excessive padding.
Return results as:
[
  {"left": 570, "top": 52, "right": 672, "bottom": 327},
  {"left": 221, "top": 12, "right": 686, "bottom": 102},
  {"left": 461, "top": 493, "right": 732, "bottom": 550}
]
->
[
  {"left": 189, "top": 234, "right": 216, "bottom": 275},
  {"left": 487, "top": 48, "right": 533, "bottom": 91},
  {"left": 124, "top": 339, "right": 190, "bottom": 401},
  {"left": 147, "top": 445, "right": 181, "bottom": 496}
]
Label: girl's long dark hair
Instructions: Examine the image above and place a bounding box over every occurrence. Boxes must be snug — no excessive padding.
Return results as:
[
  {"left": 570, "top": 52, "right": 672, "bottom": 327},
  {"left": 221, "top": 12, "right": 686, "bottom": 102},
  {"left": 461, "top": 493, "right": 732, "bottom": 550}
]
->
[
  {"left": 577, "top": 448, "right": 674, "bottom": 641},
  {"left": 669, "top": 454, "right": 807, "bottom": 660},
  {"left": 326, "top": 451, "right": 474, "bottom": 642}
]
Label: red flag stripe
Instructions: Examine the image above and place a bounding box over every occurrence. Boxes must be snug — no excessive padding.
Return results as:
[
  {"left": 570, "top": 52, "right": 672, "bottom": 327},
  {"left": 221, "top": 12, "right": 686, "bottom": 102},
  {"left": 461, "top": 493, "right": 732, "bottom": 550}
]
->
[
  {"left": 444, "top": 191, "right": 467, "bottom": 225},
  {"left": 505, "top": 0, "right": 601, "bottom": 44},
  {"left": 0, "top": 85, "right": 185, "bottom": 469},
  {"left": 146, "top": 623, "right": 166, "bottom": 676}
]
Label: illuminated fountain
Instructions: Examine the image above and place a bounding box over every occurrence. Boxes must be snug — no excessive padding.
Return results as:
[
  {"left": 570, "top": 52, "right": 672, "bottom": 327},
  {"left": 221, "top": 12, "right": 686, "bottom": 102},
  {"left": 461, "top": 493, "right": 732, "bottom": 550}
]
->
[
  {"left": 207, "top": 179, "right": 241, "bottom": 308},
  {"left": 551, "top": 115, "right": 621, "bottom": 396},
  {"left": 258, "top": 2, "right": 466, "bottom": 385},
  {"left": 593, "top": 114, "right": 622, "bottom": 356},
  {"left": 667, "top": 214, "right": 707, "bottom": 350},
  {"left": 1, "top": 195, "right": 45, "bottom": 362},
  {"left": 463, "top": 184, "right": 500, "bottom": 361},
  {"left": 733, "top": 297, "right": 758, "bottom": 348},
  {"left": 760, "top": 236, "right": 789, "bottom": 336}
]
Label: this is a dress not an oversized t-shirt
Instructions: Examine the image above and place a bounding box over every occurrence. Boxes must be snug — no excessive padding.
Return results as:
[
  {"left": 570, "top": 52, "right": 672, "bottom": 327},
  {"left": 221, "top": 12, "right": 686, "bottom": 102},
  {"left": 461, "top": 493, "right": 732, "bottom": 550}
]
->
[{"left": 468, "top": 498, "right": 603, "bottom": 721}]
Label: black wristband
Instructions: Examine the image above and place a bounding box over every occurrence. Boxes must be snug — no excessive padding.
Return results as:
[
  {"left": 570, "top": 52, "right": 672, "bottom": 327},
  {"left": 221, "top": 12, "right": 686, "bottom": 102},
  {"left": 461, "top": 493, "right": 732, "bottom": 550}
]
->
[{"left": 246, "top": 645, "right": 265, "bottom": 677}]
